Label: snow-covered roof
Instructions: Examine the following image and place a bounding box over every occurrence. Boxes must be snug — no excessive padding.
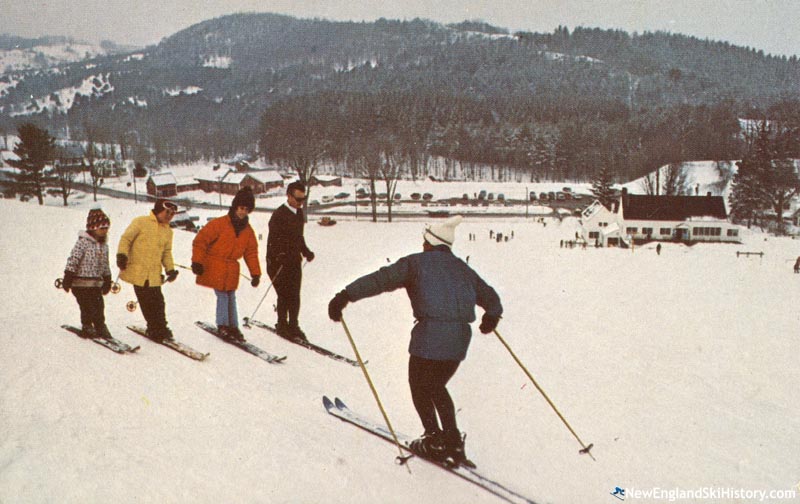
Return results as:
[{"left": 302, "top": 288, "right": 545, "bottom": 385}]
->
[
  {"left": 247, "top": 171, "right": 283, "bottom": 184},
  {"left": 148, "top": 172, "right": 177, "bottom": 186},
  {"left": 1, "top": 150, "right": 20, "bottom": 162}
]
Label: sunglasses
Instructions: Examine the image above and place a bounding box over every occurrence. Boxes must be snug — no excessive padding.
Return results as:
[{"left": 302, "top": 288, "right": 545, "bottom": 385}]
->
[
  {"left": 290, "top": 193, "right": 307, "bottom": 202},
  {"left": 163, "top": 201, "right": 178, "bottom": 212}
]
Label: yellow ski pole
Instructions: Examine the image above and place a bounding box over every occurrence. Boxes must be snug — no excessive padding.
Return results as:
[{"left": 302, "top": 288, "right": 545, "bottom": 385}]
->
[
  {"left": 494, "top": 329, "right": 595, "bottom": 461},
  {"left": 340, "top": 316, "right": 412, "bottom": 469}
]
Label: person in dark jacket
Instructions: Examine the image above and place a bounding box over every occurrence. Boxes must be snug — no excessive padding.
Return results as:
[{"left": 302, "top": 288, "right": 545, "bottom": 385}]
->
[
  {"left": 192, "top": 187, "right": 261, "bottom": 342},
  {"left": 63, "top": 207, "right": 113, "bottom": 338},
  {"left": 267, "top": 181, "right": 315, "bottom": 341},
  {"left": 327, "top": 215, "right": 502, "bottom": 467}
]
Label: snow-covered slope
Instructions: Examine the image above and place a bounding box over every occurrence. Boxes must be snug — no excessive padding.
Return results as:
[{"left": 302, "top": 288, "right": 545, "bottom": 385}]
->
[{"left": 1, "top": 194, "right": 799, "bottom": 503}]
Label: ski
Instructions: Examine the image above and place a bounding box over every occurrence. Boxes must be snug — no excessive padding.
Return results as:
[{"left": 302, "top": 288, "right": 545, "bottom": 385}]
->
[
  {"left": 126, "top": 325, "right": 209, "bottom": 361},
  {"left": 194, "top": 321, "right": 286, "bottom": 364},
  {"left": 61, "top": 325, "right": 140, "bottom": 354},
  {"left": 323, "top": 396, "right": 538, "bottom": 504},
  {"left": 243, "top": 317, "right": 359, "bottom": 367}
]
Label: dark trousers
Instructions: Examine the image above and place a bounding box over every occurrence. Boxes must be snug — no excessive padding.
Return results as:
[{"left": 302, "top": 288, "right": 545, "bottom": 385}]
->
[
  {"left": 72, "top": 287, "right": 105, "bottom": 328},
  {"left": 271, "top": 264, "right": 302, "bottom": 326},
  {"left": 134, "top": 285, "right": 168, "bottom": 331},
  {"left": 408, "top": 355, "right": 461, "bottom": 441}
]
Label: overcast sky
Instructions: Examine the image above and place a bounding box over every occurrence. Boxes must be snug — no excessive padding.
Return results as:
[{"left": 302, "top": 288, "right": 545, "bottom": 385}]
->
[{"left": 2, "top": 0, "right": 798, "bottom": 57}]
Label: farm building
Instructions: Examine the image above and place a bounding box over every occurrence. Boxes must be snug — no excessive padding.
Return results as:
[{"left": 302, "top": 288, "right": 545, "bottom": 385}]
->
[
  {"left": 582, "top": 189, "right": 740, "bottom": 246},
  {"left": 309, "top": 174, "right": 342, "bottom": 187},
  {"left": 196, "top": 169, "right": 283, "bottom": 195},
  {"left": 146, "top": 172, "right": 178, "bottom": 198}
]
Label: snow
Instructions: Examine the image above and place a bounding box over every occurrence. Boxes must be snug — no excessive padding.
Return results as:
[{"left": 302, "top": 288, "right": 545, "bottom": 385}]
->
[
  {"left": 4, "top": 73, "right": 114, "bottom": 117},
  {"left": 203, "top": 56, "right": 232, "bottom": 69},
  {"left": 1, "top": 188, "right": 799, "bottom": 503},
  {"left": 164, "top": 86, "right": 203, "bottom": 97}
]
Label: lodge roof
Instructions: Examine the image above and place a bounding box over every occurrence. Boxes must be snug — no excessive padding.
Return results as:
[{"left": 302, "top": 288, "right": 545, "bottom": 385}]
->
[{"left": 622, "top": 194, "right": 727, "bottom": 221}]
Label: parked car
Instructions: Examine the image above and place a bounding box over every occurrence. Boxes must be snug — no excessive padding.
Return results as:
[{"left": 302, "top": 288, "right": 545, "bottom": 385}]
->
[
  {"left": 562, "top": 187, "right": 572, "bottom": 193},
  {"left": 321, "top": 195, "right": 334, "bottom": 203},
  {"left": 478, "top": 190, "right": 487, "bottom": 200},
  {"left": 556, "top": 192, "right": 566, "bottom": 200},
  {"left": 394, "top": 193, "right": 401, "bottom": 200},
  {"left": 410, "top": 192, "right": 421, "bottom": 200},
  {"left": 487, "top": 193, "right": 494, "bottom": 201},
  {"left": 309, "top": 199, "right": 320, "bottom": 206},
  {"left": 422, "top": 193, "right": 433, "bottom": 201},
  {"left": 497, "top": 193, "right": 505, "bottom": 201},
  {"left": 356, "top": 188, "right": 369, "bottom": 199},
  {"left": 334, "top": 192, "right": 350, "bottom": 199},
  {"left": 540, "top": 192, "right": 548, "bottom": 200},
  {"left": 529, "top": 191, "right": 538, "bottom": 201},
  {"left": 573, "top": 194, "right": 583, "bottom": 200},
  {"left": 462, "top": 193, "right": 470, "bottom": 201},
  {"left": 548, "top": 191, "right": 556, "bottom": 200}
]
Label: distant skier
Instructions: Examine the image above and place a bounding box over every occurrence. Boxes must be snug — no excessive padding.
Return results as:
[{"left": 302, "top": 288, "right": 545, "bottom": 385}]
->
[
  {"left": 327, "top": 215, "right": 502, "bottom": 468},
  {"left": 794, "top": 256, "right": 800, "bottom": 273},
  {"left": 656, "top": 243, "right": 662, "bottom": 256},
  {"left": 192, "top": 187, "right": 261, "bottom": 342},
  {"left": 117, "top": 199, "right": 179, "bottom": 341},
  {"left": 266, "top": 181, "right": 316, "bottom": 341},
  {"left": 62, "top": 207, "right": 113, "bottom": 338}
]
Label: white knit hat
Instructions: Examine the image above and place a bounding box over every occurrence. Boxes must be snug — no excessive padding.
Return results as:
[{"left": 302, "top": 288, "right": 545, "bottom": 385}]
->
[{"left": 423, "top": 215, "right": 463, "bottom": 248}]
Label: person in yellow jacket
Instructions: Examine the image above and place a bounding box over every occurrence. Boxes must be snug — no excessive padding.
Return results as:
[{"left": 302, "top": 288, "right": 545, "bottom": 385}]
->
[{"left": 117, "top": 199, "right": 179, "bottom": 341}]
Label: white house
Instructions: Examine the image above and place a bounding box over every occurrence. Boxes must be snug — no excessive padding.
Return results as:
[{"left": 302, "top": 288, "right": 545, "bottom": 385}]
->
[{"left": 581, "top": 189, "right": 740, "bottom": 246}]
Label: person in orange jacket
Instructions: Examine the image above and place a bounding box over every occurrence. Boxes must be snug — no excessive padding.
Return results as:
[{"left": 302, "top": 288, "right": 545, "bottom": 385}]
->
[{"left": 192, "top": 187, "right": 261, "bottom": 342}]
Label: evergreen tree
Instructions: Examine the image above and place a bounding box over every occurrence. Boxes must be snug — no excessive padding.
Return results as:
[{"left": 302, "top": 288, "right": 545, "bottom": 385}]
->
[
  {"left": 591, "top": 164, "right": 616, "bottom": 209},
  {"left": 8, "top": 123, "right": 55, "bottom": 205}
]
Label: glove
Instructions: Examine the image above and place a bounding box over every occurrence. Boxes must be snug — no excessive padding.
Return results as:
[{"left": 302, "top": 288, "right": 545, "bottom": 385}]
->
[
  {"left": 328, "top": 289, "right": 350, "bottom": 322},
  {"left": 479, "top": 313, "right": 500, "bottom": 334},
  {"left": 101, "top": 275, "right": 112, "bottom": 295},
  {"left": 165, "top": 270, "right": 179, "bottom": 282},
  {"left": 62, "top": 271, "right": 74, "bottom": 293},
  {"left": 304, "top": 250, "right": 315, "bottom": 262},
  {"left": 191, "top": 262, "right": 204, "bottom": 275},
  {"left": 116, "top": 254, "right": 128, "bottom": 270},
  {"left": 251, "top": 275, "right": 261, "bottom": 288}
]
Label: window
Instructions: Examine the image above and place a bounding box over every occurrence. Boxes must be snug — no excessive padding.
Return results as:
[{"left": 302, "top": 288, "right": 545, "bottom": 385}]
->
[
  {"left": 642, "top": 227, "right": 653, "bottom": 236},
  {"left": 626, "top": 227, "right": 638, "bottom": 235},
  {"left": 599, "top": 222, "right": 608, "bottom": 227},
  {"left": 589, "top": 231, "right": 599, "bottom": 239},
  {"left": 660, "top": 228, "right": 672, "bottom": 236},
  {"left": 727, "top": 229, "right": 739, "bottom": 237},
  {"left": 693, "top": 227, "right": 722, "bottom": 237}
]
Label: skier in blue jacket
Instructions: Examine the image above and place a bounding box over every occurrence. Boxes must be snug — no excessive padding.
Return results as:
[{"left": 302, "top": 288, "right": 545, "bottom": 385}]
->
[{"left": 328, "top": 215, "right": 502, "bottom": 467}]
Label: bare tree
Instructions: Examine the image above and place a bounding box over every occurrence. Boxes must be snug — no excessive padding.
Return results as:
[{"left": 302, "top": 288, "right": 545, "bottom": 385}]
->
[{"left": 54, "top": 148, "right": 75, "bottom": 206}]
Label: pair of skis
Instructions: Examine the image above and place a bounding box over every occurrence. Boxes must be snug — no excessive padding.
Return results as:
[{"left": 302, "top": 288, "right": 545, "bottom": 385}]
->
[
  {"left": 61, "top": 319, "right": 358, "bottom": 367},
  {"left": 323, "top": 396, "right": 538, "bottom": 504},
  {"left": 61, "top": 325, "right": 140, "bottom": 354},
  {"left": 243, "top": 317, "right": 359, "bottom": 366}
]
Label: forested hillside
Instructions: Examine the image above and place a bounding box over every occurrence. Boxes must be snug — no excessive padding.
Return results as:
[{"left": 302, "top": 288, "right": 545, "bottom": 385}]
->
[{"left": 1, "top": 13, "right": 798, "bottom": 181}]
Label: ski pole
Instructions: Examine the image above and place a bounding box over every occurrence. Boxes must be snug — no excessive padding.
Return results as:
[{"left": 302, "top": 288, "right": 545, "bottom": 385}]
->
[
  {"left": 340, "top": 316, "right": 412, "bottom": 469},
  {"left": 175, "top": 262, "right": 251, "bottom": 281},
  {"left": 243, "top": 265, "right": 283, "bottom": 328},
  {"left": 493, "top": 329, "right": 595, "bottom": 461},
  {"left": 110, "top": 273, "right": 121, "bottom": 294}
]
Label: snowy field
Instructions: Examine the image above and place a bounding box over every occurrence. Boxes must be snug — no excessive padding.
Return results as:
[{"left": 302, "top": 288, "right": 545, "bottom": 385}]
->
[{"left": 1, "top": 193, "right": 800, "bottom": 503}]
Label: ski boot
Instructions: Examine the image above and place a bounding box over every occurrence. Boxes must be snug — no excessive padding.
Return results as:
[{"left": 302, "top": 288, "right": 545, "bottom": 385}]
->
[
  {"left": 275, "top": 320, "right": 291, "bottom": 338},
  {"left": 409, "top": 430, "right": 447, "bottom": 462},
  {"left": 96, "top": 324, "right": 112, "bottom": 340},
  {"left": 443, "top": 431, "right": 476, "bottom": 469},
  {"left": 288, "top": 324, "right": 308, "bottom": 343},
  {"left": 228, "top": 326, "right": 246, "bottom": 343},
  {"left": 147, "top": 326, "right": 173, "bottom": 342},
  {"left": 79, "top": 325, "right": 97, "bottom": 339}
]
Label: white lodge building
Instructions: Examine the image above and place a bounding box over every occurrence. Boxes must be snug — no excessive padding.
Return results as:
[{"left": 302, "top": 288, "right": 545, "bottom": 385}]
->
[{"left": 581, "top": 189, "right": 740, "bottom": 247}]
